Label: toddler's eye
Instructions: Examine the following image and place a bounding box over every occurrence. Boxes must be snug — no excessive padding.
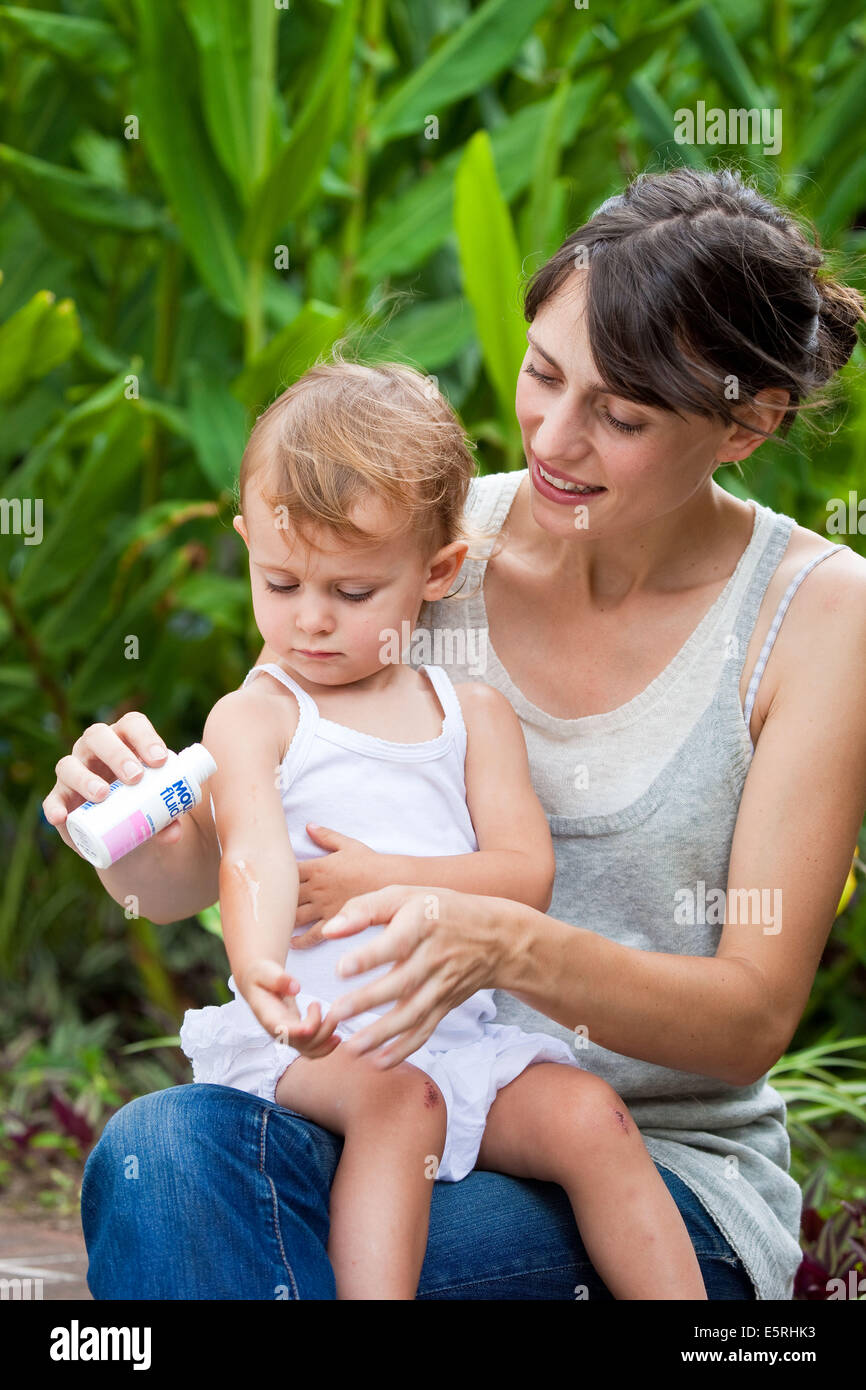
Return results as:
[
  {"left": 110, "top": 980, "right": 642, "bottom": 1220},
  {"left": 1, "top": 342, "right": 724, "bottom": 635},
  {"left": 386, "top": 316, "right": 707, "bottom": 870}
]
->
[{"left": 264, "top": 581, "right": 373, "bottom": 602}]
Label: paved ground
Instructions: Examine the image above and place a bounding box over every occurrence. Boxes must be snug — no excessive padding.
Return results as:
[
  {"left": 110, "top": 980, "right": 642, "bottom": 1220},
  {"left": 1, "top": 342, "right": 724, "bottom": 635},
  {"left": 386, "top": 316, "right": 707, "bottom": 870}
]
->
[{"left": 0, "top": 1215, "right": 91, "bottom": 1301}]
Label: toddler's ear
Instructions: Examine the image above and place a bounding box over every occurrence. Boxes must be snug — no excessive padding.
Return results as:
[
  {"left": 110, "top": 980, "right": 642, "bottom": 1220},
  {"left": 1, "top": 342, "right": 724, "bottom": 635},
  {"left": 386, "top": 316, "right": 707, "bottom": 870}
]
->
[
  {"left": 423, "top": 540, "right": 467, "bottom": 601},
  {"left": 233, "top": 514, "right": 250, "bottom": 547}
]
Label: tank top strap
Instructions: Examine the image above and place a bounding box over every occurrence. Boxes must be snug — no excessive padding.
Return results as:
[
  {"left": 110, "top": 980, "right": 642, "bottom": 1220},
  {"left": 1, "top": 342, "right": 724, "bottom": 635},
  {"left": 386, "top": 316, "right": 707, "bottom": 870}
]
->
[
  {"left": 242, "top": 662, "right": 320, "bottom": 788},
  {"left": 718, "top": 508, "right": 795, "bottom": 690},
  {"left": 742, "top": 543, "right": 848, "bottom": 733},
  {"left": 420, "top": 664, "right": 468, "bottom": 762}
]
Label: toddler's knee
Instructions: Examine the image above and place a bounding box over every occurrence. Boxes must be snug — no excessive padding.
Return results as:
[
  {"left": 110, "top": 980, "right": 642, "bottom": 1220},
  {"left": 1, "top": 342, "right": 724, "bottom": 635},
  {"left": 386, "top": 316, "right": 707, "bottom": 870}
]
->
[
  {"left": 348, "top": 1058, "right": 444, "bottom": 1119},
  {"left": 544, "top": 1068, "right": 635, "bottom": 1141}
]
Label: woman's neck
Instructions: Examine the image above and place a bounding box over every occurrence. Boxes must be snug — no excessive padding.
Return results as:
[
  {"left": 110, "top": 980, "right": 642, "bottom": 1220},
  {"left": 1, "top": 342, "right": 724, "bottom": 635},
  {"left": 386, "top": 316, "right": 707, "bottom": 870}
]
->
[{"left": 506, "top": 475, "right": 756, "bottom": 610}]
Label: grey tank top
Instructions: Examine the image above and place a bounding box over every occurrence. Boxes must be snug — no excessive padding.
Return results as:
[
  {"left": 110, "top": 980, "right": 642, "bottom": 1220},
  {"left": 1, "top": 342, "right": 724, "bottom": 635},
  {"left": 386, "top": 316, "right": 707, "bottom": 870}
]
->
[{"left": 416, "top": 469, "right": 848, "bottom": 1299}]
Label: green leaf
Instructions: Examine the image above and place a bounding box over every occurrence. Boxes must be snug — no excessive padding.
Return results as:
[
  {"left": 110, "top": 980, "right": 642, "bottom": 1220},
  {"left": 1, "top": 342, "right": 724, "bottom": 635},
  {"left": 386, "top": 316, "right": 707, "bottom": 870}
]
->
[
  {"left": 181, "top": 0, "right": 279, "bottom": 202},
  {"left": 521, "top": 75, "right": 571, "bottom": 261},
  {"left": 0, "top": 291, "right": 81, "bottom": 401},
  {"left": 587, "top": 1, "right": 703, "bottom": 84},
  {"left": 185, "top": 363, "right": 249, "bottom": 495},
  {"left": 371, "top": 0, "right": 555, "bottom": 146},
  {"left": 0, "top": 789, "right": 41, "bottom": 970},
  {"left": 172, "top": 573, "right": 249, "bottom": 630},
  {"left": 374, "top": 296, "right": 476, "bottom": 371},
  {"left": 31, "top": 298, "right": 80, "bottom": 378},
  {"left": 624, "top": 76, "right": 707, "bottom": 168},
  {"left": 816, "top": 152, "right": 866, "bottom": 241},
  {"left": 14, "top": 406, "right": 144, "bottom": 607},
  {"left": 0, "top": 144, "right": 161, "bottom": 233},
  {"left": 359, "top": 75, "right": 605, "bottom": 281},
  {"left": 0, "top": 291, "right": 52, "bottom": 400},
  {"left": 131, "top": 0, "right": 246, "bottom": 317},
  {"left": 0, "top": 4, "right": 130, "bottom": 75},
  {"left": 240, "top": 0, "right": 359, "bottom": 259},
  {"left": 231, "top": 300, "right": 347, "bottom": 412},
  {"left": 119, "top": 1036, "right": 184, "bottom": 1054},
  {"left": 196, "top": 904, "right": 223, "bottom": 939},
  {"left": 454, "top": 131, "right": 525, "bottom": 433},
  {"left": 687, "top": 4, "right": 766, "bottom": 110},
  {"left": 797, "top": 50, "right": 866, "bottom": 177},
  {"left": 67, "top": 548, "right": 189, "bottom": 710}
]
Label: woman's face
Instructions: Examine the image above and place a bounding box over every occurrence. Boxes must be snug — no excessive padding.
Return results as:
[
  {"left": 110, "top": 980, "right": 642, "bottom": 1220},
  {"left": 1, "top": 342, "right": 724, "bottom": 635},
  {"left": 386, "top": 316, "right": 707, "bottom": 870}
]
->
[{"left": 514, "top": 272, "right": 740, "bottom": 541}]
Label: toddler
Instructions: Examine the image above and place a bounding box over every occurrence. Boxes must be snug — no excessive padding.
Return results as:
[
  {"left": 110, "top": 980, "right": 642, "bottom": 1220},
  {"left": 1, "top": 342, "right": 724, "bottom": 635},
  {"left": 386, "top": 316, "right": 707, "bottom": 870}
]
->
[{"left": 180, "top": 360, "right": 707, "bottom": 1300}]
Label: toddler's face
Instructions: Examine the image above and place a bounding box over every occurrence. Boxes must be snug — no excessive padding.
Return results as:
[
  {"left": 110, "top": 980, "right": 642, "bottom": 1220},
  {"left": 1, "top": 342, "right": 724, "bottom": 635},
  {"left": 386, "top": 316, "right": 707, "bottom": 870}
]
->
[{"left": 234, "top": 481, "right": 461, "bottom": 686}]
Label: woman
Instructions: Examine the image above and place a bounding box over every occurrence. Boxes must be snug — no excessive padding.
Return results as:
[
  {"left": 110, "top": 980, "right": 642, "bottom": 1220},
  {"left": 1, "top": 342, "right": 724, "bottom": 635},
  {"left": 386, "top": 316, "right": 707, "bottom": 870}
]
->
[{"left": 48, "top": 168, "right": 866, "bottom": 1300}]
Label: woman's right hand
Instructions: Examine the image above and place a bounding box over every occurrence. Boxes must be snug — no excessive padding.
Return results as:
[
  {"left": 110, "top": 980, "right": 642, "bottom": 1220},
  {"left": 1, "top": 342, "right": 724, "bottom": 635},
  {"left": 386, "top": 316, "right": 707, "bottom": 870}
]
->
[{"left": 42, "top": 712, "right": 183, "bottom": 856}]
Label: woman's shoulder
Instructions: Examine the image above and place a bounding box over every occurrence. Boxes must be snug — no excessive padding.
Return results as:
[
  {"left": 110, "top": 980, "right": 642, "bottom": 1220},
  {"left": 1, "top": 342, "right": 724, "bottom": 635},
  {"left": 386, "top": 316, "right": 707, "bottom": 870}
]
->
[
  {"left": 763, "top": 505, "right": 866, "bottom": 600},
  {"left": 750, "top": 505, "right": 866, "bottom": 701}
]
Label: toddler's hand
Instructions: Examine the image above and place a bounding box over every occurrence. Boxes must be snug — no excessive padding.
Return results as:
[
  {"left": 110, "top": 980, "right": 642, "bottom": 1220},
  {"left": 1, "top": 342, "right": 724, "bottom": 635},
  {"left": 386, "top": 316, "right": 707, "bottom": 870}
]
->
[
  {"left": 294, "top": 825, "right": 380, "bottom": 940},
  {"left": 278, "top": 998, "right": 342, "bottom": 1059},
  {"left": 237, "top": 959, "right": 341, "bottom": 1060},
  {"left": 236, "top": 959, "right": 303, "bottom": 1039}
]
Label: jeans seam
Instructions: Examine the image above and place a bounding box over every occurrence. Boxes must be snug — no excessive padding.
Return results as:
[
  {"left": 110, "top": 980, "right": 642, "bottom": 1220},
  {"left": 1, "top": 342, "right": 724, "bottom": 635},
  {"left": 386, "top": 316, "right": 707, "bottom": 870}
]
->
[
  {"left": 421, "top": 1260, "right": 590, "bottom": 1296},
  {"left": 420, "top": 1250, "right": 743, "bottom": 1297},
  {"left": 259, "top": 1107, "right": 300, "bottom": 1300}
]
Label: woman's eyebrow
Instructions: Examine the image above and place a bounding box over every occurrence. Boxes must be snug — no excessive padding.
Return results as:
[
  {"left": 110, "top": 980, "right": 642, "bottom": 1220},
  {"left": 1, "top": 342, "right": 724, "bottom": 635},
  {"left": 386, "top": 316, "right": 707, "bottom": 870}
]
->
[{"left": 526, "top": 331, "right": 608, "bottom": 395}]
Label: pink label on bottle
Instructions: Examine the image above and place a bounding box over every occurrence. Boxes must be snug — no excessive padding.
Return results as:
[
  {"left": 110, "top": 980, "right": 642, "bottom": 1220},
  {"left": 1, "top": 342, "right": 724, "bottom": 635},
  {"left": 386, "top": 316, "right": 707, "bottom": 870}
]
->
[{"left": 103, "top": 810, "right": 152, "bottom": 863}]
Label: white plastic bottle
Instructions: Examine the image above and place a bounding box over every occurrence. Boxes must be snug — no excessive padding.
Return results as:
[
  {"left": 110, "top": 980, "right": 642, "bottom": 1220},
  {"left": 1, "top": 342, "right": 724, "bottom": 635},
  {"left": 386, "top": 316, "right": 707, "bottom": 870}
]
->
[{"left": 66, "top": 743, "right": 217, "bottom": 869}]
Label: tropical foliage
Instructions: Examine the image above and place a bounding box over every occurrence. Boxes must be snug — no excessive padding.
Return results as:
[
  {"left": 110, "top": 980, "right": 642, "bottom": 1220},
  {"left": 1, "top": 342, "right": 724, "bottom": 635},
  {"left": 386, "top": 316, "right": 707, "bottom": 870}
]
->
[{"left": 0, "top": 0, "right": 864, "bottom": 1283}]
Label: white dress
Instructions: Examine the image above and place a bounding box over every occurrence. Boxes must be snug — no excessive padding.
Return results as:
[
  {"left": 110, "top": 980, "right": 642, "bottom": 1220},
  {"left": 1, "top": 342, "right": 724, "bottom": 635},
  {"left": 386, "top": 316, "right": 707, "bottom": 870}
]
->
[{"left": 179, "top": 661, "right": 580, "bottom": 1181}]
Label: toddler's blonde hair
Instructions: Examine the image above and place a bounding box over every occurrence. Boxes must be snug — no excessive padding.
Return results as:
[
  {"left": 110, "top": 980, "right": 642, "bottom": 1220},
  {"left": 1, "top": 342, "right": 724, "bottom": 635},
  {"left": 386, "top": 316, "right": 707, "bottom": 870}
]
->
[{"left": 238, "top": 358, "right": 492, "bottom": 571}]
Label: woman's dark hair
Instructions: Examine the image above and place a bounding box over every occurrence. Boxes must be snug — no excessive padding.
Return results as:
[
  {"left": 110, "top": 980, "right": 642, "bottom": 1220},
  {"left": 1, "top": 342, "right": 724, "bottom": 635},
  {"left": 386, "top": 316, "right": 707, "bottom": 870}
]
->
[{"left": 523, "top": 167, "right": 865, "bottom": 438}]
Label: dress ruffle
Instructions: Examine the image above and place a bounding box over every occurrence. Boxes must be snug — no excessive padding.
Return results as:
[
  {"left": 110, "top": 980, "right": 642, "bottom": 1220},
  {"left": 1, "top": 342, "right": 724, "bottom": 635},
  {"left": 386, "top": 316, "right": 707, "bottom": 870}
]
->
[{"left": 179, "top": 994, "right": 583, "bottom": 1182}]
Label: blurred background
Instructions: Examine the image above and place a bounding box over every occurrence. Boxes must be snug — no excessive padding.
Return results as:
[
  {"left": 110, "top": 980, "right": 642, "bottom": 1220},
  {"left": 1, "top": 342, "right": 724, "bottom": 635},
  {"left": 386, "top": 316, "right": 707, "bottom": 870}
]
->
[{"left": 0, "top": 0, "right": 863, "bottom": 1297}]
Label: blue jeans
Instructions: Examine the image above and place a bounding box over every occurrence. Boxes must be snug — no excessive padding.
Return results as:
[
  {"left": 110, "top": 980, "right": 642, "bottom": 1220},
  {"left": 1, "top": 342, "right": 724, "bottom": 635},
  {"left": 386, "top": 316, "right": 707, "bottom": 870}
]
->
[{"left": 81, "top": 1083, "right": 756, "bottom": 1300}]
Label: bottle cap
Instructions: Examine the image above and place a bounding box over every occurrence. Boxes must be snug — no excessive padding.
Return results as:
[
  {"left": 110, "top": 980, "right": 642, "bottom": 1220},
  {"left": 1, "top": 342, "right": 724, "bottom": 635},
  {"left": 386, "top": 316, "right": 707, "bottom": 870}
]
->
[{"left": 180, "top": 743, "right": 217, "bottom": 788}]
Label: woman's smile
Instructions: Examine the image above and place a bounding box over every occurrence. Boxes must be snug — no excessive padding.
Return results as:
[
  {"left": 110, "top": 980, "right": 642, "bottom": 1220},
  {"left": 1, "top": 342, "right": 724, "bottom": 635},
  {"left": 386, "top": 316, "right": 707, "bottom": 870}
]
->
[{"left": 530, "top": 450, "right": 607, "bottom": 505}]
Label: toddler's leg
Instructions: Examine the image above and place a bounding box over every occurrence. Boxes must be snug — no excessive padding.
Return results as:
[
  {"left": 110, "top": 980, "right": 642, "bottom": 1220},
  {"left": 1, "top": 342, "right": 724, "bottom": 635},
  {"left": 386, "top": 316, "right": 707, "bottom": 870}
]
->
[
  {"left": 276, "top": 1050, "right": 446, "bottom": 1300},
  {"left": 476, "top": 1064, "right": 707, "bottom": 1300}
]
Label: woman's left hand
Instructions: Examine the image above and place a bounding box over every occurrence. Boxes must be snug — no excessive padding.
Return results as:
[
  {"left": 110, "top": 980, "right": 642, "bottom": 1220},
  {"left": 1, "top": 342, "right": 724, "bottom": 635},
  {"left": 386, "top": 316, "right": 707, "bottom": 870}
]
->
[{"left": 316, "top": 884, "right": 515, "bottom": 1067}]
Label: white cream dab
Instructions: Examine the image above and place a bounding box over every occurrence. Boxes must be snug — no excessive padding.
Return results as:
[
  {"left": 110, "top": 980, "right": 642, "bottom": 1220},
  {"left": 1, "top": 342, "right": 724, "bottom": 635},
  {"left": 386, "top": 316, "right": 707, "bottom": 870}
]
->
[{"left": 234, "top": 859, "right": 260, "bottom": 921}]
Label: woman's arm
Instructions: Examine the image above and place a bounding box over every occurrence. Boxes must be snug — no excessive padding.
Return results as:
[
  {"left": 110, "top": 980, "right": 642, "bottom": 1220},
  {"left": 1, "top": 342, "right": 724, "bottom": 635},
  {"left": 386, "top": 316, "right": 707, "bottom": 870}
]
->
[
  {"left": 43, "top": 712, "right": 221, "bottom": 925},
  {"left": 293, "top": 683, "right": 555, "bottom": 936},
  {"left": 309, "top": 555, "right": 866, "bottom": 1080}
]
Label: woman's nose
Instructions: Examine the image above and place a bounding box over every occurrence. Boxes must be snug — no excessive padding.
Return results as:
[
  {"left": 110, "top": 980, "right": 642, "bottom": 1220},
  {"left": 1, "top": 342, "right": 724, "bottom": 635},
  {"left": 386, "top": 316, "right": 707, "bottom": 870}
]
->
[{"left": 533, "top": 398, "right": 592, "bottom": 463}]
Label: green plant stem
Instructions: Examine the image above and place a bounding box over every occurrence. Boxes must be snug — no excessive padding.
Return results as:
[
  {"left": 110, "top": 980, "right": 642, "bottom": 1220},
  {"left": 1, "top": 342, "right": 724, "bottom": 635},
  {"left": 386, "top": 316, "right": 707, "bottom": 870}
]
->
[
  {"left": 243, "top": 1, "right": 278, "bottom": 364},
  {"left": 244, "top": 255, "right": 264, "bottom": 364},
  {"left": 141, "top": 236, "right": 183, "bottom": 510},
  {"left": 0, "top": 583, "right": 76, "bottom": 745},
  {"left": 772, "top": 0, "right": 791, "bottom": 181},
  {"left": 152, "top": 236, "right": 182, "bottom": 392},
  {"left": 338, "top": 0, "right": 386, "bottom": 312}
]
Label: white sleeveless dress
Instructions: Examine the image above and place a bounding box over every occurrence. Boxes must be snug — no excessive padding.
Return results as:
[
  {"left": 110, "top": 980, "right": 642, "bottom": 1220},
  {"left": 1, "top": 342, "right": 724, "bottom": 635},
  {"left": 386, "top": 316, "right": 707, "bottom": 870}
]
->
[{"left": 179, "top": 661, "right": 580, "bottom": 1181}]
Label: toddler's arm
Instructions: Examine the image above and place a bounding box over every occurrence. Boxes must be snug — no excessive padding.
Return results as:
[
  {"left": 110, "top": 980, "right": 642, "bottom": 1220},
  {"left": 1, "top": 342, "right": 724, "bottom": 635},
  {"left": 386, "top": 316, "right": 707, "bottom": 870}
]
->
[{"left": 202, "top": 685, "right": 306, "bottom": 1040}]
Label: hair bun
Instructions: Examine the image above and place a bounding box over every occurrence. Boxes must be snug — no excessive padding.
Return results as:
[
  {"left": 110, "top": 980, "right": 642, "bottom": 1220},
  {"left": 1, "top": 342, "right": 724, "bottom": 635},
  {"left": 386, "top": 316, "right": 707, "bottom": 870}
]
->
[{"left": 815, "top": 277, "right": 864, "bottom": 376}]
